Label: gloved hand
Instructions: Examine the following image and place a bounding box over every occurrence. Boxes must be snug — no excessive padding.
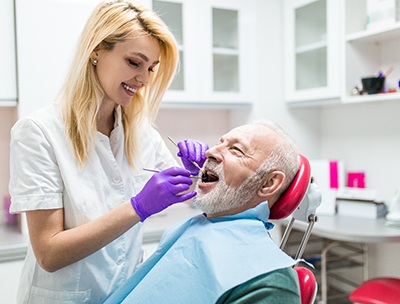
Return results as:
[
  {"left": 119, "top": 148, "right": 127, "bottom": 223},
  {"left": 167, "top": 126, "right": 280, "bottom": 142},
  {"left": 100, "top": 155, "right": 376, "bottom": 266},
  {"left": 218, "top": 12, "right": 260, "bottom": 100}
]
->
[
  {"left": 177, "top": 139, "right": 208, "bottom": 176},
  {"left": 130, "top": 167, "right": 196, "bottom": 222}
]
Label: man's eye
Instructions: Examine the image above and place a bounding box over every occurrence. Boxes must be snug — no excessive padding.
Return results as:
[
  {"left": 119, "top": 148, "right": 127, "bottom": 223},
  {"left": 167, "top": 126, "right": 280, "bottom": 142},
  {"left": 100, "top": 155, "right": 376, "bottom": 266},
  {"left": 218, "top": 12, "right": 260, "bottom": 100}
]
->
[{"left": 232, "top": 146, "right": 244, "bottom": 154}]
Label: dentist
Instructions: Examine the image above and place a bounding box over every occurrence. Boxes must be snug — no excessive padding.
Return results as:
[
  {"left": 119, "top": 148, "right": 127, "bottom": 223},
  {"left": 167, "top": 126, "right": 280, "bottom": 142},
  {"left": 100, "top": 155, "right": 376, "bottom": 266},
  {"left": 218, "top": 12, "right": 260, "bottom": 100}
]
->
[{"left": 9, "top": 1, "right": 207, "bottom": 303}]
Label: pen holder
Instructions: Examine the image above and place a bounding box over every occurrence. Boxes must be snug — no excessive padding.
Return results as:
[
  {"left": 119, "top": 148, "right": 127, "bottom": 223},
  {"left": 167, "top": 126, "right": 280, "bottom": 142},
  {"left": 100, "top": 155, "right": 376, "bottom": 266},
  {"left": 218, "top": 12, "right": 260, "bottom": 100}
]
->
[{"left": 361, "top": 76, "right": 385, "bottom": 94}]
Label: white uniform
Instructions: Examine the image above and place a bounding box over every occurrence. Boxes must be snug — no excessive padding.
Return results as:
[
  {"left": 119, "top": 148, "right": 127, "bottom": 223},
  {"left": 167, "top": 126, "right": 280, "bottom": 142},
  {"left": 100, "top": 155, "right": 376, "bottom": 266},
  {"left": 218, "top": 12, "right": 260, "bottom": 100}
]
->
[{"left": 9, "top": 103, "right": 177, "bottom": 303}]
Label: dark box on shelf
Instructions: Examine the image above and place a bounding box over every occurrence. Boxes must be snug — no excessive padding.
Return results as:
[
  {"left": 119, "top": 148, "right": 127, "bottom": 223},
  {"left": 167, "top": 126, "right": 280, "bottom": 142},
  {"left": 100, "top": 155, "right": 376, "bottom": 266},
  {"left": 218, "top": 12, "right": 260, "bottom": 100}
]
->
[{"left": 361, "top": 77, "right": 385, "bottom": 94}]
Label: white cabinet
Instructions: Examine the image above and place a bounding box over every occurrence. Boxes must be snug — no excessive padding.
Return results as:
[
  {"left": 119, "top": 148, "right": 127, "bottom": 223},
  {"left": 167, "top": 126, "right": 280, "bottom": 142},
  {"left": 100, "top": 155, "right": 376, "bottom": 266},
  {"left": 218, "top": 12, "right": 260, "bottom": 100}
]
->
[
  {"left": 15, "top": 0, "right": 100, "bottom": 117},
  {"left": 342, "top": 0, "right": 400, "bottom": 104},
  {"left": 15, "top": 0, "right": 254, "bottom": 115},
  {"left": 283, "top": 0, "right": 341, "bottom": 103},
  {"left": 283, "top": 0, "right": 400, "bottom": 106},
  {"left": 152, "top": 0, "right": 255, "bottom": 107},
  {"left": 0, "top": 0, "right": 18, "bottom": 106}
]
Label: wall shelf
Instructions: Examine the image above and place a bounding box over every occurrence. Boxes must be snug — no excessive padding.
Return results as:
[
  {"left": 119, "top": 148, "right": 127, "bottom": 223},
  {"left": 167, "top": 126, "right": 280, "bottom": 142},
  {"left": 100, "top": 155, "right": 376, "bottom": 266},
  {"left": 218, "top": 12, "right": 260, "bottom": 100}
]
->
[
  {"left": 343, "top": 93, "right": 400, "bottom": 104},
  {"left": 160, "top": 101, "right": 252, "bottom": 110},
  {"left": 346, "top": 23, "right": 400, "bottom": 43},
  {"left": 296, "top": 40, "right": 327, "bottom": 54}
]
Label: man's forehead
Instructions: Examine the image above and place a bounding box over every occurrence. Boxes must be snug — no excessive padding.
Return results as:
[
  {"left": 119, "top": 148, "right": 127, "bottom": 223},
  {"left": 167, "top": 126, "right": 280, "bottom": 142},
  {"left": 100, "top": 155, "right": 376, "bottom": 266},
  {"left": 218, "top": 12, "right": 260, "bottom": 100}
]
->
[{"left": 224, "top": 124, "right": 274, "bottom": 141}]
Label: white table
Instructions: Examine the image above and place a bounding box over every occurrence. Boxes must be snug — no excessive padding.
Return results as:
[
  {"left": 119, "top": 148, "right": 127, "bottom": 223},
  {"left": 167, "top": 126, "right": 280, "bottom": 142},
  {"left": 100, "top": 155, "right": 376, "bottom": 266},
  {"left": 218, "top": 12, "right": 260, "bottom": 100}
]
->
[
  {"left": 283, "top": 214, "right": 400, "bottom": 243},
  {"left": 278, "top": 215, "right": 400, "bottom": 303}
]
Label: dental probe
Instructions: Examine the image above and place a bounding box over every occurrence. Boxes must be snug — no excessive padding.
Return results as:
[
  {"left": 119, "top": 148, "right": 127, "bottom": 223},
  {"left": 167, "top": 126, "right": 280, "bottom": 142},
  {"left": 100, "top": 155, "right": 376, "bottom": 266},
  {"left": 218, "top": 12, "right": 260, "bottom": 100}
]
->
[
  {"left": 167, "top": 136, "right": 202, "bottom": 171},
  {"left": 143, "top": 168, "right": 201, "bottom": 179}
]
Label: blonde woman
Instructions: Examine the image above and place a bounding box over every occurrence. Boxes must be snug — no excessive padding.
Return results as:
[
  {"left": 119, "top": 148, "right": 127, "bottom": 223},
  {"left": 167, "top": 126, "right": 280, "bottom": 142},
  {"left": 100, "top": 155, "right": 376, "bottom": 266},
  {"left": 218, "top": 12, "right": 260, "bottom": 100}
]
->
[{"left": 9, "top": 1, "right": 207, "bottom": 303}]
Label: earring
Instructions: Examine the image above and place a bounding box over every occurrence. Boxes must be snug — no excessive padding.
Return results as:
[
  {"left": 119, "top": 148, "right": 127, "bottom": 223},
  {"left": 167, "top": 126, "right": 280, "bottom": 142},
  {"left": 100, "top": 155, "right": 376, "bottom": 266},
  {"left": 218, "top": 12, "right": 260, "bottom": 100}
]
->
[{"left": 92, "top": 59, "right": 98, "bottom": 66}]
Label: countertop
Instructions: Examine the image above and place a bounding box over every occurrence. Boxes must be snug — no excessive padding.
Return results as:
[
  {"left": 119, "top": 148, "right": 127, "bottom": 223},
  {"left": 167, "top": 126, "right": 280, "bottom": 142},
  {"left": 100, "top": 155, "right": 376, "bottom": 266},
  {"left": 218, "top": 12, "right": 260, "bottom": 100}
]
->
[
  {"left": 0, "top": 203, "right": 201, "bottom": 263},
  {"left": 279, "top": 214, "right": 400, "bottom": 243},
  {"left": 0, "top": 223, "right": 29, "bottom": 262}
]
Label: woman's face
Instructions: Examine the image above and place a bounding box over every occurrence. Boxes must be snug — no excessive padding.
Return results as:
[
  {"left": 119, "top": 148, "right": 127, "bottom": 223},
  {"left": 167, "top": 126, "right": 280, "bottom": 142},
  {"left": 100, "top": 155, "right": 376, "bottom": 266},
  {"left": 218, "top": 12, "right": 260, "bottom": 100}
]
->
[{"left": 94, "top": 34, "right": 161, "bottom": 107}]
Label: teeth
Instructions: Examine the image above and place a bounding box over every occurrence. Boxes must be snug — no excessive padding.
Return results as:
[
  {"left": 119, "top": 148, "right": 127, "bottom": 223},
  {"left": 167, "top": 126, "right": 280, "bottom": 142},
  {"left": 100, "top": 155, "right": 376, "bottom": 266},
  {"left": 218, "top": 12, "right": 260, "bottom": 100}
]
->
[
  {"left": 122, "top": 83, "right": 137, "bottom": 93},
  {"left": 201, "top": 172, "right": 209, "bottom": 183},
  {"left": 201, "top": 170, "right": 219, "bottom": 183}
]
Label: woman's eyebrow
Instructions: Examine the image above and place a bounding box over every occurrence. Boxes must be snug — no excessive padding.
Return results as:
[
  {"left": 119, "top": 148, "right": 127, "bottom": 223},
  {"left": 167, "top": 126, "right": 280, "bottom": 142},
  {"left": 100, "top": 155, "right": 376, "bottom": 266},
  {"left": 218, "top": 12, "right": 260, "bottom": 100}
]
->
[{"left": 129, "top": 52, "right": 160, "bottom": 65}]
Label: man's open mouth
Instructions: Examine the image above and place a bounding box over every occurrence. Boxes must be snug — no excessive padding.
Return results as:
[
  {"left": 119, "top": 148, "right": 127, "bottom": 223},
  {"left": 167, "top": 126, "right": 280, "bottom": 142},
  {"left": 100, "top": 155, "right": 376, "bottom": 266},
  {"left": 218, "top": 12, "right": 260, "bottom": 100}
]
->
[{"left": 201, "top": 170, "right": 219, "bottom": 183}]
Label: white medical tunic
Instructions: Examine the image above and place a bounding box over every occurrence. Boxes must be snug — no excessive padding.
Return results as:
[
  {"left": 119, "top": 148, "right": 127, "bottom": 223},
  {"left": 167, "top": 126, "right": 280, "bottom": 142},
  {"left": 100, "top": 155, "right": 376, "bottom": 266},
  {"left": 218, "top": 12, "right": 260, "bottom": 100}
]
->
[{"left": 9, "top": 103, "right": 177, "bottom": 304}]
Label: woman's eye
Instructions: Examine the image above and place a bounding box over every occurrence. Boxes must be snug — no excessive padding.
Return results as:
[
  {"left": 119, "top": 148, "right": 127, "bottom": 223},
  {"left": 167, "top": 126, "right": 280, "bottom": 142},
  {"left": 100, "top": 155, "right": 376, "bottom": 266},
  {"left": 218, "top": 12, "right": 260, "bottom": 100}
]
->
[{"left": 128, "top": 59, "right": 139, "bottom": 67}]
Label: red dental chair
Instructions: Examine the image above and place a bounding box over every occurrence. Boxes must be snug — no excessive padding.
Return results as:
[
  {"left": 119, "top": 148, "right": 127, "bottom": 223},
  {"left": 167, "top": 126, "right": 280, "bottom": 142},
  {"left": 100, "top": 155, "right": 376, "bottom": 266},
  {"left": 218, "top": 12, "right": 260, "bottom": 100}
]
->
[
  {"left": 269, "top": 154, "right": 321, "bottom": 304},
  {"left": 349, "top": 277, "right": 400, "bottom": 304}
]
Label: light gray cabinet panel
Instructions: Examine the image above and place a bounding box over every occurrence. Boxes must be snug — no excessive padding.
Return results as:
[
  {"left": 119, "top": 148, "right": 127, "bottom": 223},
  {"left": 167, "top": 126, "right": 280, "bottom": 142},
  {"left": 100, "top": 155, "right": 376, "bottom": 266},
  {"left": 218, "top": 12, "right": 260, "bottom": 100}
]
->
[{"left": 0, "top": 0, "right": 17, "bottom": 105}]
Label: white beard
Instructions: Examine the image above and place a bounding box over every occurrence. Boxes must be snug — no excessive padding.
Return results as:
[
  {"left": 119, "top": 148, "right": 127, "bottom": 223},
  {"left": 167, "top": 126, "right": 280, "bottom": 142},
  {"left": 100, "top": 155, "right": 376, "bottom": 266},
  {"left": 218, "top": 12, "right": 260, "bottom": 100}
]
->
[{"left": 193, "top": 162, "right": 263, "bottom": 215}]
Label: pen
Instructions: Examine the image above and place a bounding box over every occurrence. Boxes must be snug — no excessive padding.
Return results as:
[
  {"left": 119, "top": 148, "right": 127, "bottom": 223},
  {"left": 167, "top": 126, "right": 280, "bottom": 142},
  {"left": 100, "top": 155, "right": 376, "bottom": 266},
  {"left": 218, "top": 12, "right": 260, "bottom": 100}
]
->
[
  {"left": 143, "top": 168, "right": 201, "bottom": 179},
  {"left": 167, "top": 136, "right": 202, "bottom": 171}
]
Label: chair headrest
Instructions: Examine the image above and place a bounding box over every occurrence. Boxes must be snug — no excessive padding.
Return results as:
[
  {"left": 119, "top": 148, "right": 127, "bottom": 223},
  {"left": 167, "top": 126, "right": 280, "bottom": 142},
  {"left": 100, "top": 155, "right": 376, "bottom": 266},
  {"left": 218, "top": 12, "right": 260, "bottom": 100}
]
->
[{"left": 269, "top": 155, "right": 311, "bottom": 220}]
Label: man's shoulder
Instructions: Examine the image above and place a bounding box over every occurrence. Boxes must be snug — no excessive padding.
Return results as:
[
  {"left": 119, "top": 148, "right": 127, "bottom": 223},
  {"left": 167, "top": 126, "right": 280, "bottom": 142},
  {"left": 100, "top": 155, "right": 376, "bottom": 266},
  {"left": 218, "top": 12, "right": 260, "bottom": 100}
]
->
[{"left": 215, "top": 267, "right": 301, "bottom": 304}]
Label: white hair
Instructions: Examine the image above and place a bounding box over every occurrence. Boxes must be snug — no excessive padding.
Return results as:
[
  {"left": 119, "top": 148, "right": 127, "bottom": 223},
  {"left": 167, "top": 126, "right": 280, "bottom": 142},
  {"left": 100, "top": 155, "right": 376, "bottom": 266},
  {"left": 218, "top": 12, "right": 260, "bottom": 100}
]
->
[{"left": 251, "top": 120, "right": 300, "bottom": 195}]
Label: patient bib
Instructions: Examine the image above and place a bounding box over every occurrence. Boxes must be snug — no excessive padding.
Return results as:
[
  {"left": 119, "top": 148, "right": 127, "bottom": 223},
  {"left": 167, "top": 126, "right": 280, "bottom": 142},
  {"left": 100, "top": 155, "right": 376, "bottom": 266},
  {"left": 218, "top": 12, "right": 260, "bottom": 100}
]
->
[{"left": 105, "top": 202, "right": 297, "bottom": 304}]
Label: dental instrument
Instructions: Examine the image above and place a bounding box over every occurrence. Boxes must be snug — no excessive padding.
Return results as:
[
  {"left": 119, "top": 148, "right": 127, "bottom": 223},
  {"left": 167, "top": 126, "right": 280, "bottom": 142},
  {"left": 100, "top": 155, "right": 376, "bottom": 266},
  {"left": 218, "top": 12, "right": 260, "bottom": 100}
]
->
[
  {"left": 167, "top": 136, "right": 202, "bottom": 171},
  {"left": 143, "top": 168, "right": 201, "bottom": 179}
]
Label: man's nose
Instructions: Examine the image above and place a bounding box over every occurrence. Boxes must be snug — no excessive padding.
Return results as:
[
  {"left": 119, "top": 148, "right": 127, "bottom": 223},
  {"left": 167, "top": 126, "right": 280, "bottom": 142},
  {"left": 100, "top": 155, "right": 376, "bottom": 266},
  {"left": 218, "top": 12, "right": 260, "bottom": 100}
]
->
[{"left": 205, "top": 145, "right": 222, "bottom": 162}]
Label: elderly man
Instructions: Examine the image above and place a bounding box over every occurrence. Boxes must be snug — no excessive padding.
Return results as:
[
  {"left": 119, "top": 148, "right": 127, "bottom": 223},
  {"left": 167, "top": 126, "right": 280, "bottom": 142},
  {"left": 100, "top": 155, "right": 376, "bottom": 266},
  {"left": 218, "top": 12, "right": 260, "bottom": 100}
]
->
[{"left": 105, "top": 120, "right": 301, "bottom": 304}]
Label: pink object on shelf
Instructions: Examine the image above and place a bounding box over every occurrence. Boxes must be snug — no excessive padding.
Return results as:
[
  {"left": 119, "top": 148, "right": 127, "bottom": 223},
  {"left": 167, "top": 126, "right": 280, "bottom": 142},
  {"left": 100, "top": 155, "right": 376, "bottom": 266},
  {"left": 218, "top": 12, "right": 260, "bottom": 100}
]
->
[
  {"left": 347, "top": 172, "right": 366, "bottom": 188},
  {"left": 329, "top": 161, "right": 339, "bottom": 189}
]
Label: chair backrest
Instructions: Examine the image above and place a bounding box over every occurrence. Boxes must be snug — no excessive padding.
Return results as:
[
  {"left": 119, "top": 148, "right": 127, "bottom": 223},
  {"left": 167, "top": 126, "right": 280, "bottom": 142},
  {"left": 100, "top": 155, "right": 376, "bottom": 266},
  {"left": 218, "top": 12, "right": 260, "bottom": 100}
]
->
[
  {"left": 269, "top": 154, "right": 311, "bottom": 220},
  {"left": 295, "top": 267, "right": 318, "bottom": 304},
  {"left": 270, "top": 155, "right": 320, "bottom": 304}
]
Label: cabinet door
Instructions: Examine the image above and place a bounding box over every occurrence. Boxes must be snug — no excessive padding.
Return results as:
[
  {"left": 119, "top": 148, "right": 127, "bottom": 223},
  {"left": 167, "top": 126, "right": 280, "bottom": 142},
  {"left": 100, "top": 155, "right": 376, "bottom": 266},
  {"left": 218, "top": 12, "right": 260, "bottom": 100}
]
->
[
  {"left": 15, "top": 0, "right": 100, "bottom": 117},
  {"left": 152, "top": 0, "right": 197, "bottom": 103},
  {"left": 0, "top": 0, "right": 17, "bottom": 105},
  {"left": 284, "top": 0, "right": 341, "bottom": 103},
  {"left": 203, "top": 0, "right": 254, "bottom": 105},
  {"left": 153, "top": 0, "right": 254, "bottom": 107}
]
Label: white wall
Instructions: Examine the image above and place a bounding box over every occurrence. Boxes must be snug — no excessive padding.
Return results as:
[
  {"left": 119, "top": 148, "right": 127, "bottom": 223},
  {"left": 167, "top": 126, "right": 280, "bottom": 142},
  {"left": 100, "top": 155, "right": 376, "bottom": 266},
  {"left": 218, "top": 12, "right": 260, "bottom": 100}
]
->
[
  {"left": 155, "top": 108, "right": 231, "bottom": 153},
  {"left": 320, "top": 101, "right": 400, "bottom": 202}
]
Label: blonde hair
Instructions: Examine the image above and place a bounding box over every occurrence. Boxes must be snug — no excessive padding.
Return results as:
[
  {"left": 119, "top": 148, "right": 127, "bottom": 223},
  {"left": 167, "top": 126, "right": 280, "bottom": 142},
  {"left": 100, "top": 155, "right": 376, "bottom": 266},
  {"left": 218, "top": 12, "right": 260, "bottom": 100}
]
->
[{"left": 60, "top": 0, "right": 178, "bottom": 167}]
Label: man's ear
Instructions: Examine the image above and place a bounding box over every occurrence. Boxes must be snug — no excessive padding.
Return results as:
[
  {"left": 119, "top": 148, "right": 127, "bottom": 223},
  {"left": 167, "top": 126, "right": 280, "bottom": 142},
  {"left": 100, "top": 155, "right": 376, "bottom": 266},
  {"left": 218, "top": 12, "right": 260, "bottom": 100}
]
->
[{"left": 258, "top": 171, "right": 285, "bottom": 199}]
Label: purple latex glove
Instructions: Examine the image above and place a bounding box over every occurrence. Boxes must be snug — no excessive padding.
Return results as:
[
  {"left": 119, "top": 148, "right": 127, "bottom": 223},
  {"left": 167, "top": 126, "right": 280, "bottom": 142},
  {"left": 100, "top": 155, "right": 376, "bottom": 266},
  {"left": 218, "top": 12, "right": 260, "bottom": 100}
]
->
[
  {"left": 131, "top": 167, "right": 196, "bottom": 222},
  {"left": 177, "top": 139, "right": 208, "bottom": 176}
]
